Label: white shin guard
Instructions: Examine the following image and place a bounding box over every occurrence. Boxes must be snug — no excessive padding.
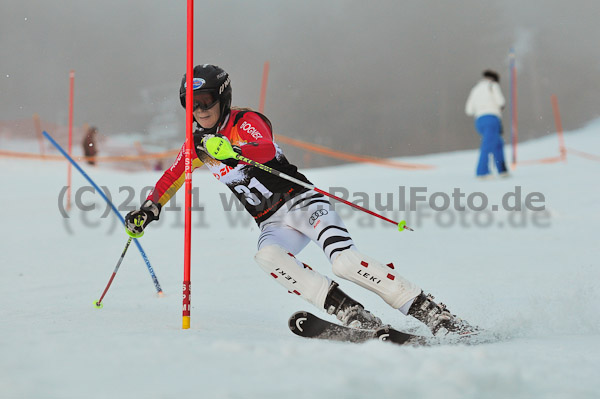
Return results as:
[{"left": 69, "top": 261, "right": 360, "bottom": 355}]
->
[
  {"left": 254, "top": 245, "right": 331, "bottom": 309},
  {"left": 331, "top": 249, "right": 421, "bottom": 309}
]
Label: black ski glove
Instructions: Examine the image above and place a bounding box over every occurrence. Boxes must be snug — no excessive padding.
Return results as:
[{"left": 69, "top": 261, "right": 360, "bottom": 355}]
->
[{"left": 125, "top": 200, "right": 161, "bottom": 238}]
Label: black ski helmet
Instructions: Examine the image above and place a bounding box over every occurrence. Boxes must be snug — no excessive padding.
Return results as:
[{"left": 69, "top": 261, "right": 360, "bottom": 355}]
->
[{"left": 179, "top": 64, "right": 232, "bottom": 128}]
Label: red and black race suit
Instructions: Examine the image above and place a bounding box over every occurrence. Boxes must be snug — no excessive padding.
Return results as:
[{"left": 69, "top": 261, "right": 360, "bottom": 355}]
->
[{"left": 147, "top": 109, "right": 311, "bottom": 225}]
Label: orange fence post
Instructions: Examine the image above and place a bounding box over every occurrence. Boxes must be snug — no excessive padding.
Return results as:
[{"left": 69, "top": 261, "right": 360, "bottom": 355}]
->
[
  {"left": 33, "top": 114, "right": 45, "bottom": 156},
  {"left": 551, "top": 94, "right": 567, "bottom": 161},
  {"left": 259, "top": 61, "right": 270, "bottom": 114},
  {"left": 66, "top": 70, "right": 75, "bottom": 211}
]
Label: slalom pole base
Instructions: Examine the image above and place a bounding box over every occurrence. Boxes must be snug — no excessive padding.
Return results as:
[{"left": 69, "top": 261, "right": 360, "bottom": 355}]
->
[
  {"left": 94, "top": 300, "right": 104, "bottom": 309},
  {"left": 157, "top": 291, "right": 165, "bottom": 297},
  {"left": 182, "top": 316, "right": 190, "bottom": 329}
]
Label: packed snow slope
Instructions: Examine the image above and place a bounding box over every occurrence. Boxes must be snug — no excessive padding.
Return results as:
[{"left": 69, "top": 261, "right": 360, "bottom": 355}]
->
[{"left": 1, "top": 121, "right": 599, "bottom": 399}]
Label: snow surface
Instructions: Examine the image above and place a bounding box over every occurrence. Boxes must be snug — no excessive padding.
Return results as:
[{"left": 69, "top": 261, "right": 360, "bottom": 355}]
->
[{"left": 1, "top": 122, "right": 599, "bottom": 399}]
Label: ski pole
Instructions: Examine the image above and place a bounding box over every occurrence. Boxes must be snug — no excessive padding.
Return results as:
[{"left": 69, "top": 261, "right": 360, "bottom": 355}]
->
[
  {"left": 95, "top": 237, "right": 133, "bottom": 308},
  {"left": 43, "top": 130, "right": 163, "bottom": 294},
  {"left": 236, "top": 154, "right": 413, "bottom": 232}
]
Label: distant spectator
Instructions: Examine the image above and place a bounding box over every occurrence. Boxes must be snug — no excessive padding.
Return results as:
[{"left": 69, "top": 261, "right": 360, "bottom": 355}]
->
[
  {"left": 465, "top": 70, "right": 508, "bottom": 178},
  {"left": 82, "top": 126, "right": 98, "bottom": 165}
]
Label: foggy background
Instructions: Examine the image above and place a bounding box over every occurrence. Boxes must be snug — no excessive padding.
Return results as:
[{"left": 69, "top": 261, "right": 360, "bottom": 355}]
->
[{"left": 2, "top": 0, "right": 599, "bottom": 168}]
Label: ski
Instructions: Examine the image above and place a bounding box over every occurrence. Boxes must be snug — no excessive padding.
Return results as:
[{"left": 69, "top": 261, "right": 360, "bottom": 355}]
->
[
  {"left": 374, "top": 324, "right": 424, "bottom": 345},
  {"left": 288, "top": 311, "right": 422, "bottom": 346},
  {"left": 288, "top": 311, "right": 502, "bottom": 347}
]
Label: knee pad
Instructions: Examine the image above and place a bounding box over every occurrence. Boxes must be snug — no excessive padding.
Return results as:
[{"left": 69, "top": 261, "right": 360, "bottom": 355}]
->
[
  {"left": 331, "top": 249, "right": 421, "bottom": 309},
  {"left": 254, "top": 245, "right": 331, "bottom": 309}
]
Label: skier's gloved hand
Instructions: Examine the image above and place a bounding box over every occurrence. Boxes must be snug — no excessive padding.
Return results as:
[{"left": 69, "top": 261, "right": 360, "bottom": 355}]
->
[
  {"left": 221, "top": 145, "right": 242, "bottom": 168},
  {"left": 125, "top": 200, "right": 161, "bottom": 238},
  {"left": 200, "top": 134, "right": 241, "bottom": 166}
]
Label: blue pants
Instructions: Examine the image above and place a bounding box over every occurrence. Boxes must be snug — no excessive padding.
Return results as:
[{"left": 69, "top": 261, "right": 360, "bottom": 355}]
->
[{"left": 475, "top": 115, "right": 507, "bottom": 176}]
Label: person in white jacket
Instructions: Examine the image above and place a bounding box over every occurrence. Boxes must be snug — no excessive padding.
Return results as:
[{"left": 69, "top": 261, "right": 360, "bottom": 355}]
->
[{"left": 465, "top": 70, "right": 508, "bottom": 177}]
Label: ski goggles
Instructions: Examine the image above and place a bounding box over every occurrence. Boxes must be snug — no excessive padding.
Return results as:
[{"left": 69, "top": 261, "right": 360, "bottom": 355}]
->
[{"left": 192, "top": 90, "right": 219, "bottom": 111}]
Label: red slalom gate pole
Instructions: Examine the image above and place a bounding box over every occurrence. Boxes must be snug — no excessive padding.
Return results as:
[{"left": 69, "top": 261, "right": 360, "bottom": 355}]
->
[
  {"left": 66, "top": 70, "right": 75, "bottom": 211},
  {"left": 259, "top": 61, "right": 270, "bottom": 113},
  {"left": 551, "top": 94, "right": 567, "bottom": 161},
  {"left": 182, "top": 0, "right": 194, "bottom": 330}
]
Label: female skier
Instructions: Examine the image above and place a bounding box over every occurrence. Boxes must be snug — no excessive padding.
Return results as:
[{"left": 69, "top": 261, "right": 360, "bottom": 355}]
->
[{"left": 125, "top": 64, "right": 476, "bottom": 337}]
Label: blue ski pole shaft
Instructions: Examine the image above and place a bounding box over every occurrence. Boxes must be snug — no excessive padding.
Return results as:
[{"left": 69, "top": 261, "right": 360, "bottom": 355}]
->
[{"left": 43, "top": 130, "right": 163, "bottom": 294}]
